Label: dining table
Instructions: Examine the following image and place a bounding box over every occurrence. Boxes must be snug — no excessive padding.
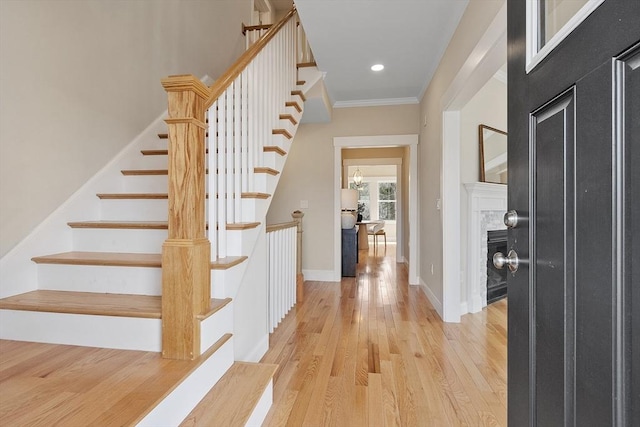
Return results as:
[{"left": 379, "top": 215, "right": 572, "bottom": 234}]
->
[{"left": 355, "top": 221, "right": 373, "bottom": 250}]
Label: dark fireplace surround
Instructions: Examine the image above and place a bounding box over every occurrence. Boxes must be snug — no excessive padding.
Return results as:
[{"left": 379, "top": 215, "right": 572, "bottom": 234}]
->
[{"left": 486, "top": 229, "right": 507, "bottom": 303}]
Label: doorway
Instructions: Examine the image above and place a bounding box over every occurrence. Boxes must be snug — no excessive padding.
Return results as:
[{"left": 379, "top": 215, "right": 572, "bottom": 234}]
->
[{"left": 333, "top": 135, "right": 418, "bottom": 284}]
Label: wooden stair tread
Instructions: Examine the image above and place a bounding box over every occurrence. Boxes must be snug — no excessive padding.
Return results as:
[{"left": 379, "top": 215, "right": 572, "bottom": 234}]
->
[
  {"left": 31, "top": 251, "right": 248, "bottom": 270},
  {"left": 285, "top": 101, "right": 302, "bottom": 113},
  {"left": 68, "top": 221, "right": 168, "bottom": 229},
  {"left": 272, "top": 128, "right": 293, "bottom": 139},
  {"left": 180, "top": 362, "right": 278, "bottom": 427},
  {"left": 121, "top": 168, "right": 277, "bottom": 175},
  {"left": 32, "top": 251, "right": 162, "bottom": 267},
  {"left": 296, "top": 61, "right": 317, "bottom": 68},
  {"left": 67, "top": 221, "right": 261, "bottom": 231},
  {"left": 0, "top": 290, "right": 231, "bottom": 320},
  {"left": 210, "top": 256, "right": 247, "bottom": 270},
  {"left": 0, "top": 334, "right": 232, "bottom": 426},
  {"left": 97, "top": 193, "right": 168, "bottom": 200},
  {"left": 279, "top": 113, "right": 298, "bottom": 125},
  {"left": 98, "top": 192, "right": 268, "bottom": 200},
  {"left": 254, "top": 167, "right": 279, "bottom": 176},
  {"left": 291, "top": 90, "right": 306, "bottom": 102},
  {"left": 263, "top": 145, "right": 286, "bottom": 156},
  {"left": 296, "top": 80, "right": 306, "bottom": 85},
  {"left": 0, "top": 290, "right": 161, "bottom": 318}
]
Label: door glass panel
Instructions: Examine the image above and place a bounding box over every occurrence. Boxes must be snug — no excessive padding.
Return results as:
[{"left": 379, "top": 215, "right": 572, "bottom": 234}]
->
[
  {"left": 526, "top": 0, "right": 605, "bottom": 72},
  {"left": 540, "top": 0, "right": 589, "bottom": 48}
]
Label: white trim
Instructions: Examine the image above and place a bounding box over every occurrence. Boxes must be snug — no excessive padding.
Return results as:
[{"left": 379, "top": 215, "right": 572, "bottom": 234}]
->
[
  {"left": 333, "top": 97, "right": 419, "bottom": 108},
  {"left": 419, "top": 277, "right": 443, "bottom": 318},
  {"left": 440, "top": 2, "right": 506, "bottom": 323},
  {"left": 343, "top": 158, "right": 402, "bottom": 166},
  {"left": 526, "top": 0, "right": 606, "bottom": 73},
  {"left": 302, "top": 269, "right": 339, "bottom": 282},
  {"left": 334, "top": 135, "right": 419, "bottom": 285},
  {"left": 441, "top": 111, "right": 461, "bottom": 323},
  {"left": 239, "top": 334, "right": 270, "bottom": 362}
]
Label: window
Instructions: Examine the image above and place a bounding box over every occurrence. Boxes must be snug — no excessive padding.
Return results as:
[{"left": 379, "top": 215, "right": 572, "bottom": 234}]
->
[
  {"left": 378, "top": 182, "right": 396, "bottom": 220},
  {"left": 350, "top": 182, "right": 370, "bottom": 220}
]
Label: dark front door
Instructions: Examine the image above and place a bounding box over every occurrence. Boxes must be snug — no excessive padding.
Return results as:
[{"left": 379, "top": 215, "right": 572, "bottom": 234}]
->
[{"left": 508, "top": 1, "right": 639, "bottom": 425}]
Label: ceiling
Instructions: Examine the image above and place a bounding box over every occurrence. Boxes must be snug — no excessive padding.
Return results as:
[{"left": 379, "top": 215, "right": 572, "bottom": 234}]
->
[{"left": 271, "top": 0, "right": 469, "bottom": 107}]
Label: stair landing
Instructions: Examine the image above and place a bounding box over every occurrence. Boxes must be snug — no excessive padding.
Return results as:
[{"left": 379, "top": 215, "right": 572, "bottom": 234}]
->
[{"left": 0, "top": 338, "right": 227, "bottom": 426}]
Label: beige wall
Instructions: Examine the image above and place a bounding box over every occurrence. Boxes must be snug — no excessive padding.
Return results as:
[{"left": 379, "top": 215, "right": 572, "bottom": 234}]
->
[
  {"left": 459, "top": 75, "right": 507, "bottom": 304},
  {"left": 267, "top": 104, "right": 419, "bottom": 273},
  {"left": 418, "top": 0, "right": 505, "bottom": 304},
  {"left": 0, "top": 0, "right": 251, "bottom": 257}
]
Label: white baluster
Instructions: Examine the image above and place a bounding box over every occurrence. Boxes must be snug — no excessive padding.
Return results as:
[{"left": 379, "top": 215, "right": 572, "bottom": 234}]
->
[
  {"left": 208, "top": 104, "right": 217, "bottom": 260},
  {"left": 217, "top": 91, "right": 226, "bottom": 258},
  {"left": 226, "top": 85, "right": 234, "bottom": 222},
  {"left": 233, "top": 75, "right": 242, "bottom": 223},
  {"left": 241, "top": 69, "right": 249, "bottom": 193}
]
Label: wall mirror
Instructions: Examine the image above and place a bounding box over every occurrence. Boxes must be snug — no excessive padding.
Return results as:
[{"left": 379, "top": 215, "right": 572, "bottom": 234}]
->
[{"left": 479, "top": 124, "right": 508, "bottom": 184}]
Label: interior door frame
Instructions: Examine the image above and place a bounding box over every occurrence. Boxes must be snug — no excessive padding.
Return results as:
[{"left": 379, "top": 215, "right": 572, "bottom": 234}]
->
[
  {"left": 441, "top": 1, "right": 507, "bottom": 322},
  {"left": 333, "top": 135, "right": 418, "bottom": 284},
  {"left": 342, "top": 158, "right": 403, "bottom": 261}
]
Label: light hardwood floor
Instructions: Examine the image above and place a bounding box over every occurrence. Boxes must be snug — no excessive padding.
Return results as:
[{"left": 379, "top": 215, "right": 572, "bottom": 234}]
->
[{"left": 261, "top": 243, "right": 507, "bottom": 426}]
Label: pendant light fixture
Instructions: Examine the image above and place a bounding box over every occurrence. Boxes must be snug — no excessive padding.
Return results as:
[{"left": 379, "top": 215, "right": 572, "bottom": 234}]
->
[{"left": 353, "top": 168, "right": 363, "bottom": 188}]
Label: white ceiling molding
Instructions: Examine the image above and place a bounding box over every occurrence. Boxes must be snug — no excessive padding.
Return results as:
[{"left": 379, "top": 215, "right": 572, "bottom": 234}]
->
[{"left": 333, "top": 97, "right": 419, "bottom": 109}]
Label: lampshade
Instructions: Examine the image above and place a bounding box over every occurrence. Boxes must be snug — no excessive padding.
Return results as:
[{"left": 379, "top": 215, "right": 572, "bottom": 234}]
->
[{"left": 341, "top": 188, "right": 358, "bottom": 211}]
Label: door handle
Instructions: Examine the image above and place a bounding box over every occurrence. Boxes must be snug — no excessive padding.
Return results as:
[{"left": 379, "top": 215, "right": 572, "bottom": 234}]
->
[
  {"left": 493, "top": 250, "right": 519, "bottom": 273},
  {"left": 503, "top": 210, "right": 520, "bottom": 228}
]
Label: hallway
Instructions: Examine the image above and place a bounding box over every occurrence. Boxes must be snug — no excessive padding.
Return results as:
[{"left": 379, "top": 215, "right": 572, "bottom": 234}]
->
[{"left": 261, "top": 244, "right": 507, "bottom": 426}]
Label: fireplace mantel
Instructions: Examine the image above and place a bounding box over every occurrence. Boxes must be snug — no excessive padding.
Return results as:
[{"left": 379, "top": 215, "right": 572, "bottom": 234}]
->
[{"left": 464, "top": 182, "right": 507, "bottom": 313}]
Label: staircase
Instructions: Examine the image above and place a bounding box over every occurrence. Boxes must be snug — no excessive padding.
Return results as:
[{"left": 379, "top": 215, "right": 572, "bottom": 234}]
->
[{"left": 0, "top": 7, "right": 307, "bottom": 426}]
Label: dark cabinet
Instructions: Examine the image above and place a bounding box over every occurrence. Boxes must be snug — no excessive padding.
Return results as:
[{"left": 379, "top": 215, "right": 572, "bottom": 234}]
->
[{"left": 341, "top": 227, "right": 358, "bottom": 277}]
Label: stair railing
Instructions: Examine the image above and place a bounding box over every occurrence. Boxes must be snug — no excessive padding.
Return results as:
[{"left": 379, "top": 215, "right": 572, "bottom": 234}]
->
[
  {"left": 242, "top": 23, "right": 273, "bottom": 49},
  {"left": 266, "top": 219, "right": 296, "bottom": 333},
  {"left": 160, "top": 7, "right": 301, "bottom": 360}
]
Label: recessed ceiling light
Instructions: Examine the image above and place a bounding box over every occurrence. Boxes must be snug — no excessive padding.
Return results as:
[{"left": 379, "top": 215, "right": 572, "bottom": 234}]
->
[{"left": 371, "top": 64, "right": 384, "bottom": 71}]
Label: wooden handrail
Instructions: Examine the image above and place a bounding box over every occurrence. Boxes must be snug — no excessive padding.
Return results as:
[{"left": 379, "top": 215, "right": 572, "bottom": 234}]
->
[
  {"left": 205, "top": 7, "right": 297, "bottom": 109},
  {"left": 242, "top": 23, "right": 273, "bottom": 35},
  {"left": 266, "top": 221, "right": 297, "bottom": 233}
]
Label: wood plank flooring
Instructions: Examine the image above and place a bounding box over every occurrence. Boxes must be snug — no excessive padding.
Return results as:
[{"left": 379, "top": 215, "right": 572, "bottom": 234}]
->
[
  {"left": 0, "top": 335, "right": 231, "bottom": 426},
  {"left": 261, "top": 244, "right": 507, "bottom": 426}
]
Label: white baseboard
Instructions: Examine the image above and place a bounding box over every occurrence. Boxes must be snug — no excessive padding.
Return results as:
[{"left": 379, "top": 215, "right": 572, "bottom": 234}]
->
[
  {"left": 418, "top": 277, "right": 443, "bottom": 320},
  {"left": 460, "top": 301, "right": 469, "bottom": 316},
  {"left": 238, "top": 334, "right": 269, "bottom": 363},
  {"left": 302, "top": 269, "right": 339, "bottom": 282}
]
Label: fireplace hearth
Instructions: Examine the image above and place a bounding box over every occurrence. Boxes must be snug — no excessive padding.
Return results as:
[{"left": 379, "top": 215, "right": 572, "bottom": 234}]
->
[{"left": 486, "top": 229, "right": 507, "bottom": 303}]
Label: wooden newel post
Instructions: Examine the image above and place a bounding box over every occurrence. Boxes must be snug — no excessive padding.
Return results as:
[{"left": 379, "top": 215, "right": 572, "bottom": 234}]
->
[
  {"left": 160, "top": 75, "right": 211, "bottom": 360},
  {"left": 291, "top": 210, "right": 304, "bottom": 302}
]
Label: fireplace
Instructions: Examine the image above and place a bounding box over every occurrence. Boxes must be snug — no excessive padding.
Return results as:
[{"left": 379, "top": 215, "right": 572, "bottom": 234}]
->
[
  {"left": 486, "top": 230, "right": 507, "bottom": 303},
  {"left": 464, "top": 182, "right": 507, "bottom": 313}
]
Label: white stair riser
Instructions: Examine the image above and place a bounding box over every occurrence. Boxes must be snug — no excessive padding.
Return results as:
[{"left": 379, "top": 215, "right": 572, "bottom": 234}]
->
[
  {"left": 246, "top": 379, "right": 274, "bottom": 427},
  {"left": 72, "top": 228, "right": 167, "bottom": 253},
  {"left": 37, "top": 264, "right": 162, "bottom": 295},
  {"left": 225, "top": 227, "right": 261, "bottom": 256},
  {"left": 0, "top": 309, "right": 161, "bottom": 351},
  {"left": 200, "top": 302, "right": 233, "bottom": 354},
  {"left": 253, "top": 173, "right": 278, "bottom": 194},
  {"left": 261, "top": 152, "right": 285, "bottom": 171},
  {"left": 101, "top": 198, "right": 266, "bottom": 222},
  {"left": 271, "top": 134, "right": 290, "bottom": 152},
  {"left": 127, "top": 153, "right": 169, "bottom": 170},
  {"left": 137, "top": 337, "right": 234, "bottom": 427},
  {"left": 211, "top": 262, "right": 247, "bottom": 299},
  {"left": 241, "top": 198, "right": 269, "bottom": 223},
  {"left": 122, "top": 175, "right": 168, "bottom": 193},
  {"left": 101, "top": 199, "right": 168, "bottom": 221},
  {"left": 277, "top": 119, "right": 296, "bottom": 138}
]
